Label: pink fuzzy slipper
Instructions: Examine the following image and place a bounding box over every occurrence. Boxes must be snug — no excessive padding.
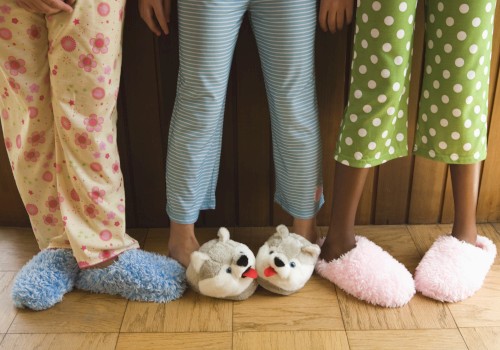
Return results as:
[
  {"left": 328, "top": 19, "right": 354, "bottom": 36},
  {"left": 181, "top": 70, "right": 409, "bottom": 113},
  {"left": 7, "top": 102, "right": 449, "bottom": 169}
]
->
[
  {"left": 315, "top": 236, "right": 415, "bottom": 308},
  {"left": 415, "top": 235, "right": 497, "bottom": 303}
]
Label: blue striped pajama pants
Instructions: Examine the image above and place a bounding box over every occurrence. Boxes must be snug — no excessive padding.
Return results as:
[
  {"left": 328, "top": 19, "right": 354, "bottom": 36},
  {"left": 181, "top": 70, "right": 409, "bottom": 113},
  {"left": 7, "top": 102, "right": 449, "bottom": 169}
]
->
[{"left": 166, "top": 0, "right": 324, "bottom": 224}]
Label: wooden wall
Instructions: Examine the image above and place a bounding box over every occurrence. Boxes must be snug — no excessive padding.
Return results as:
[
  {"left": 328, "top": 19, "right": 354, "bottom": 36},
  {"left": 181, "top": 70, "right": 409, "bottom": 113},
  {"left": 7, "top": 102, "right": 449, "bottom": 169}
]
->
[{"left": 1, "top": 2, "right": 500, "bottom": 228}]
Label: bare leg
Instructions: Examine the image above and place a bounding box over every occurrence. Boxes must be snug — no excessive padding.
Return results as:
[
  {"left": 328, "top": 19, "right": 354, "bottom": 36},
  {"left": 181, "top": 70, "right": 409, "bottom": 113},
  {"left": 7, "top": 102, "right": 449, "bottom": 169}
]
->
[
  {"left": 168, "top": 222, "right": 200, "bottom": 267},
  {"left": 450, "top": 163, "right": 480, "bottom": 245},
  {"left": 320, "top": 162, "right": 370, "bottom": 261}
]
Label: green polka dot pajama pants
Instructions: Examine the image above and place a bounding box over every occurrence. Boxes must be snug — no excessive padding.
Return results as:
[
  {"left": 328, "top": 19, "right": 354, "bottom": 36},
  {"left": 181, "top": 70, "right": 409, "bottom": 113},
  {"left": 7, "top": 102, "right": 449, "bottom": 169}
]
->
[{"left": 335, "top": 0, "right": 497, "bottom": 168}]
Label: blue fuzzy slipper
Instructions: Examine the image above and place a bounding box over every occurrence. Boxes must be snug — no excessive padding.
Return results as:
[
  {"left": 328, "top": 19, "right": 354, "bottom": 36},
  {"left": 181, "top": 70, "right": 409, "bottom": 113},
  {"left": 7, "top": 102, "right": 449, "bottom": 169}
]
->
[
  {"left": 75, "top": 249, "right": 186, "bottom": 302},
  {"left": 12, "top": 249, "right": 79, "bottom": 311}
]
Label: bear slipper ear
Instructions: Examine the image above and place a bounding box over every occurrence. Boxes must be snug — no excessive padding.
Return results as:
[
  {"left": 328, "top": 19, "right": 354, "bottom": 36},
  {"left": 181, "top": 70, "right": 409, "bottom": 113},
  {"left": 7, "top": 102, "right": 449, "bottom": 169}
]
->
[
  {"left": 302, "top": 244, "right": 321, "bottom": 259},
  {"left": 190, "top": 251, "right": 210, "bottom": 273},
  {"left": 217, "top": 227, "right": 230, "bottom": 242},
  {"left": 276, "top": 225, "right": 290, "bottom": 237}
]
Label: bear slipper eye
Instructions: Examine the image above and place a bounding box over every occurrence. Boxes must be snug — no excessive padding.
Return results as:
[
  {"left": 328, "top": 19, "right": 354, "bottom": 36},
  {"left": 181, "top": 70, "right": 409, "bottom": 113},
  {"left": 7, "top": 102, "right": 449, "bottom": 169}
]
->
[
  {"left": 226, "top": 267, "right": 232, "bottom": 273},
  {"left": 269, "top": 250, "right": 274, "bottom": 255},
  {"left": 290, "top": 262, "right": 296, "bottom": 268}
]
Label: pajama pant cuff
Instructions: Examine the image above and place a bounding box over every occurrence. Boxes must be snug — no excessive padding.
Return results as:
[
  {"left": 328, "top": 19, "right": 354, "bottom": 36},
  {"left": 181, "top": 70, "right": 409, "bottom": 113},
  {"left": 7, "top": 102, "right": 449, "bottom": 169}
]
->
[
  {"left": 78, "top": 243, "right": 140, "bottom": 269},
  {"left": 167, "top": 208, "right": 202, "bottom": 225},
  {"left": 334, "top": 151, "right": 408, "bottom": 169},
  {"left": 413, "top": 148, "right": 487, "bottom": 165},
  {"left": 274, "top": 194, "right": 325, "bottom": 220}
]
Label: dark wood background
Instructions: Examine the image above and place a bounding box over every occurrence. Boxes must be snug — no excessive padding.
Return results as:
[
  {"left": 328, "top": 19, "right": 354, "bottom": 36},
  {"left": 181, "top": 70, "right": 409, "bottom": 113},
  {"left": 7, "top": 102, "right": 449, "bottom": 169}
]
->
[{"left": 1, "top": 1, "right": 500, "bottom": 228}]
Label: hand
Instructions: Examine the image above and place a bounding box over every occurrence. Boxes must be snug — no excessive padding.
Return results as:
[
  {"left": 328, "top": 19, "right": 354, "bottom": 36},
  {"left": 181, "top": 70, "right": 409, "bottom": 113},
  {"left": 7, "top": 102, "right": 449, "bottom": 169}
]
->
[
  {"left": 139, "top": 0, "right": 171, "bottom": 36},
  {"left": 319, "top": 0, "right": 354, "bottom": 33},
  {"left": 16, "top": 0, "right": 74, "bottom": 15}
]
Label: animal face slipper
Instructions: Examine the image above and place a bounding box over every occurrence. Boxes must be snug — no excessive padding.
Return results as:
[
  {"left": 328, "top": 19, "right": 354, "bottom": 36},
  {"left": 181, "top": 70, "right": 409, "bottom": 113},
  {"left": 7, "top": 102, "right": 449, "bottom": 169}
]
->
[
  {"left": 186, "top": 227, "right": 258, "bottom": 300},
  {"left": 415, "top": 235, "right": 497, "bottom": 302},
  {"left": 256, "top": 225, "right": 321, "bottom": 295}
]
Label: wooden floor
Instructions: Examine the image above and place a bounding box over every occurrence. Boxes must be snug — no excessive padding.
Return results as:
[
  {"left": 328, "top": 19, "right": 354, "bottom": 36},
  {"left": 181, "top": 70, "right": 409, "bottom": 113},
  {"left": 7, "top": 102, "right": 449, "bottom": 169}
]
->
[{"left": 0, "top": 224, "right": 500, "bottom": 350}]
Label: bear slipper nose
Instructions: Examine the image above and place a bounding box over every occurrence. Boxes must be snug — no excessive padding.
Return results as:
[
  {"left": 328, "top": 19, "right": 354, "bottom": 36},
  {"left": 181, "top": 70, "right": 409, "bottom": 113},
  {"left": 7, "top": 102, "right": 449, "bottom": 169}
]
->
[
  {"left": 237, "top": 255, "right": 248, "bottom": 267},
  {"left": 274, "top": 257, "right": 285, "bottom": 268}
]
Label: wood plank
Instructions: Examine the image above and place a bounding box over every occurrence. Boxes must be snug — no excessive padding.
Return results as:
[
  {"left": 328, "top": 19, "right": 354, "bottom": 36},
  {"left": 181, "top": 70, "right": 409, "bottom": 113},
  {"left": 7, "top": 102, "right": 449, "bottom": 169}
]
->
[
  {"left": 492, "top": 223, "right": 500, "bottom": 233},
  {"left": 121, "top": 227, "right": 232, "bottom": 333},
  {"left": 232, "top": 226, "right": 277, "bottom": 255},
  {"left": 0, "top": 132, "right": 28, "bottom": 227},
  {"left": 315, "top": 25, "right": 349, "bottom": 226},
  {"left": 120, "top": 288, "right": 232, "bottom": 333},
  {"left": 407, "top": 224, "right": 452, "bottom": 256},
  {"left": 0, "top": 333, "right": 118, "bottom": 350},
  {"left": 9, "top": 292, "right": 127, "bottom": 333},
  {"left": 126, "top": 228, "right": 149, "bottom": 247},
  {"left": 347, "top": 330, "right": 467, "bottom": 350},
  {"left": 488, "top": 4, "right": 500, "bottom": 106},
  {"left": 233, "top": 276, "right": 344, "bottom": 332},
  {"left": 0, "top": 273, "right": 16, "bottom": 334},
  {"left": 460, "top": 327, "right": 500, "bottom": 350},
  {"left": 408, "top": 158, "right": 448, "bottom": 224},
  {"left": 447, "top": 265, "right": 500, "bottom": 327},
  {"left": 477, "top": 4, "right": 500, "bottom": 223},
  {"left": 120, "top": 1, "right": 168, "bottom": 228},
  {"left": 116, "top": 88, "right": 137, "bottom": 229},
  {"left": 374, "top": 0, "right": 425, "bottom": 225},
  {"left": 477, "top": 68, "right": 500, "bottom": 222},
  {"left": 233, "top": 331, "right": 349, "bottom": 350},
  {"left": 337, "top": 226, "right": 455, "bottom": 330},
  {"left": 0, "top": 228, "right": 39, "bottom": 272},
  {"left": 116, "top": 332, "right": 231, "bottom": 350}
]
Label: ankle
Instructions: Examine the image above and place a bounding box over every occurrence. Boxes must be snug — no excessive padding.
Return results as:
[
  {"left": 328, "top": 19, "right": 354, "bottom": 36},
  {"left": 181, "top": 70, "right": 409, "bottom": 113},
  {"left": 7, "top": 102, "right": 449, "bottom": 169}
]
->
[
  {"left": 452, "top": 230, "right": 477, "bottom": 245},
  {"left": 452, "top": 222, "right": 477, "bottom": 245},
  {"left": 168, "top": 223, "right": 199, "bottom": 267},
  {"left": 293, "top": 217, "right": 318, "bottom": 242},
  {"left": 320, "top": 232, "right": 356, "bottom": 261}
]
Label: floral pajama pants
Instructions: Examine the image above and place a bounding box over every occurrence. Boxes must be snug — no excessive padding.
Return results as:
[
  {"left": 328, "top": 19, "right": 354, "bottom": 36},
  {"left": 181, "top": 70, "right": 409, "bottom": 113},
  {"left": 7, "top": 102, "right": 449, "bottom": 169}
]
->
[
  {"left": 336, "top": 0, "right": 496, "bottom": 167},
  {"left": 0, "top": 0, "right": 138, "bottom": 267}
]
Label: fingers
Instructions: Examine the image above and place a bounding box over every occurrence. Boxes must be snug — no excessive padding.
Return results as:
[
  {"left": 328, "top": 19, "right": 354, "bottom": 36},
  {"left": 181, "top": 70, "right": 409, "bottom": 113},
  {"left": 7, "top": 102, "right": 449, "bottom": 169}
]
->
[
  {"left": 318, "top": 1, "right": 329, "bottom": 32},
  {"left": 17, "top": 0, "right": 73, "bottom": 14},
  {"left": 336, "top": 8, "right": 345, "bottom": 32},
  {"left": 42, "top": 0, "right": 73, "bottom": 13},
  {"left": 327, "top": 10, "right": 337, "bottom": 34},
  {"left": 152, "top": 1, "right": 169, "bottom": 35},
  {"left": 139, "top": 3, "right": 162, "bottom": 36}
]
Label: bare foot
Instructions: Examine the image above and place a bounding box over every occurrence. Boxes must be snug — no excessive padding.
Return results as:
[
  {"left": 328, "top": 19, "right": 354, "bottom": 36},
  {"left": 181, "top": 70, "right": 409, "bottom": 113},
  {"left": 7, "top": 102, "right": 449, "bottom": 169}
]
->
[
  {"left": 319, "top": 226, "right": 356, "bottom": 262},
  {"left": 293, "top": 217, "right": 318, "bottom": 243},
  {"left": 168, "top": 222, "right": 200, "bottom": 267}
]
